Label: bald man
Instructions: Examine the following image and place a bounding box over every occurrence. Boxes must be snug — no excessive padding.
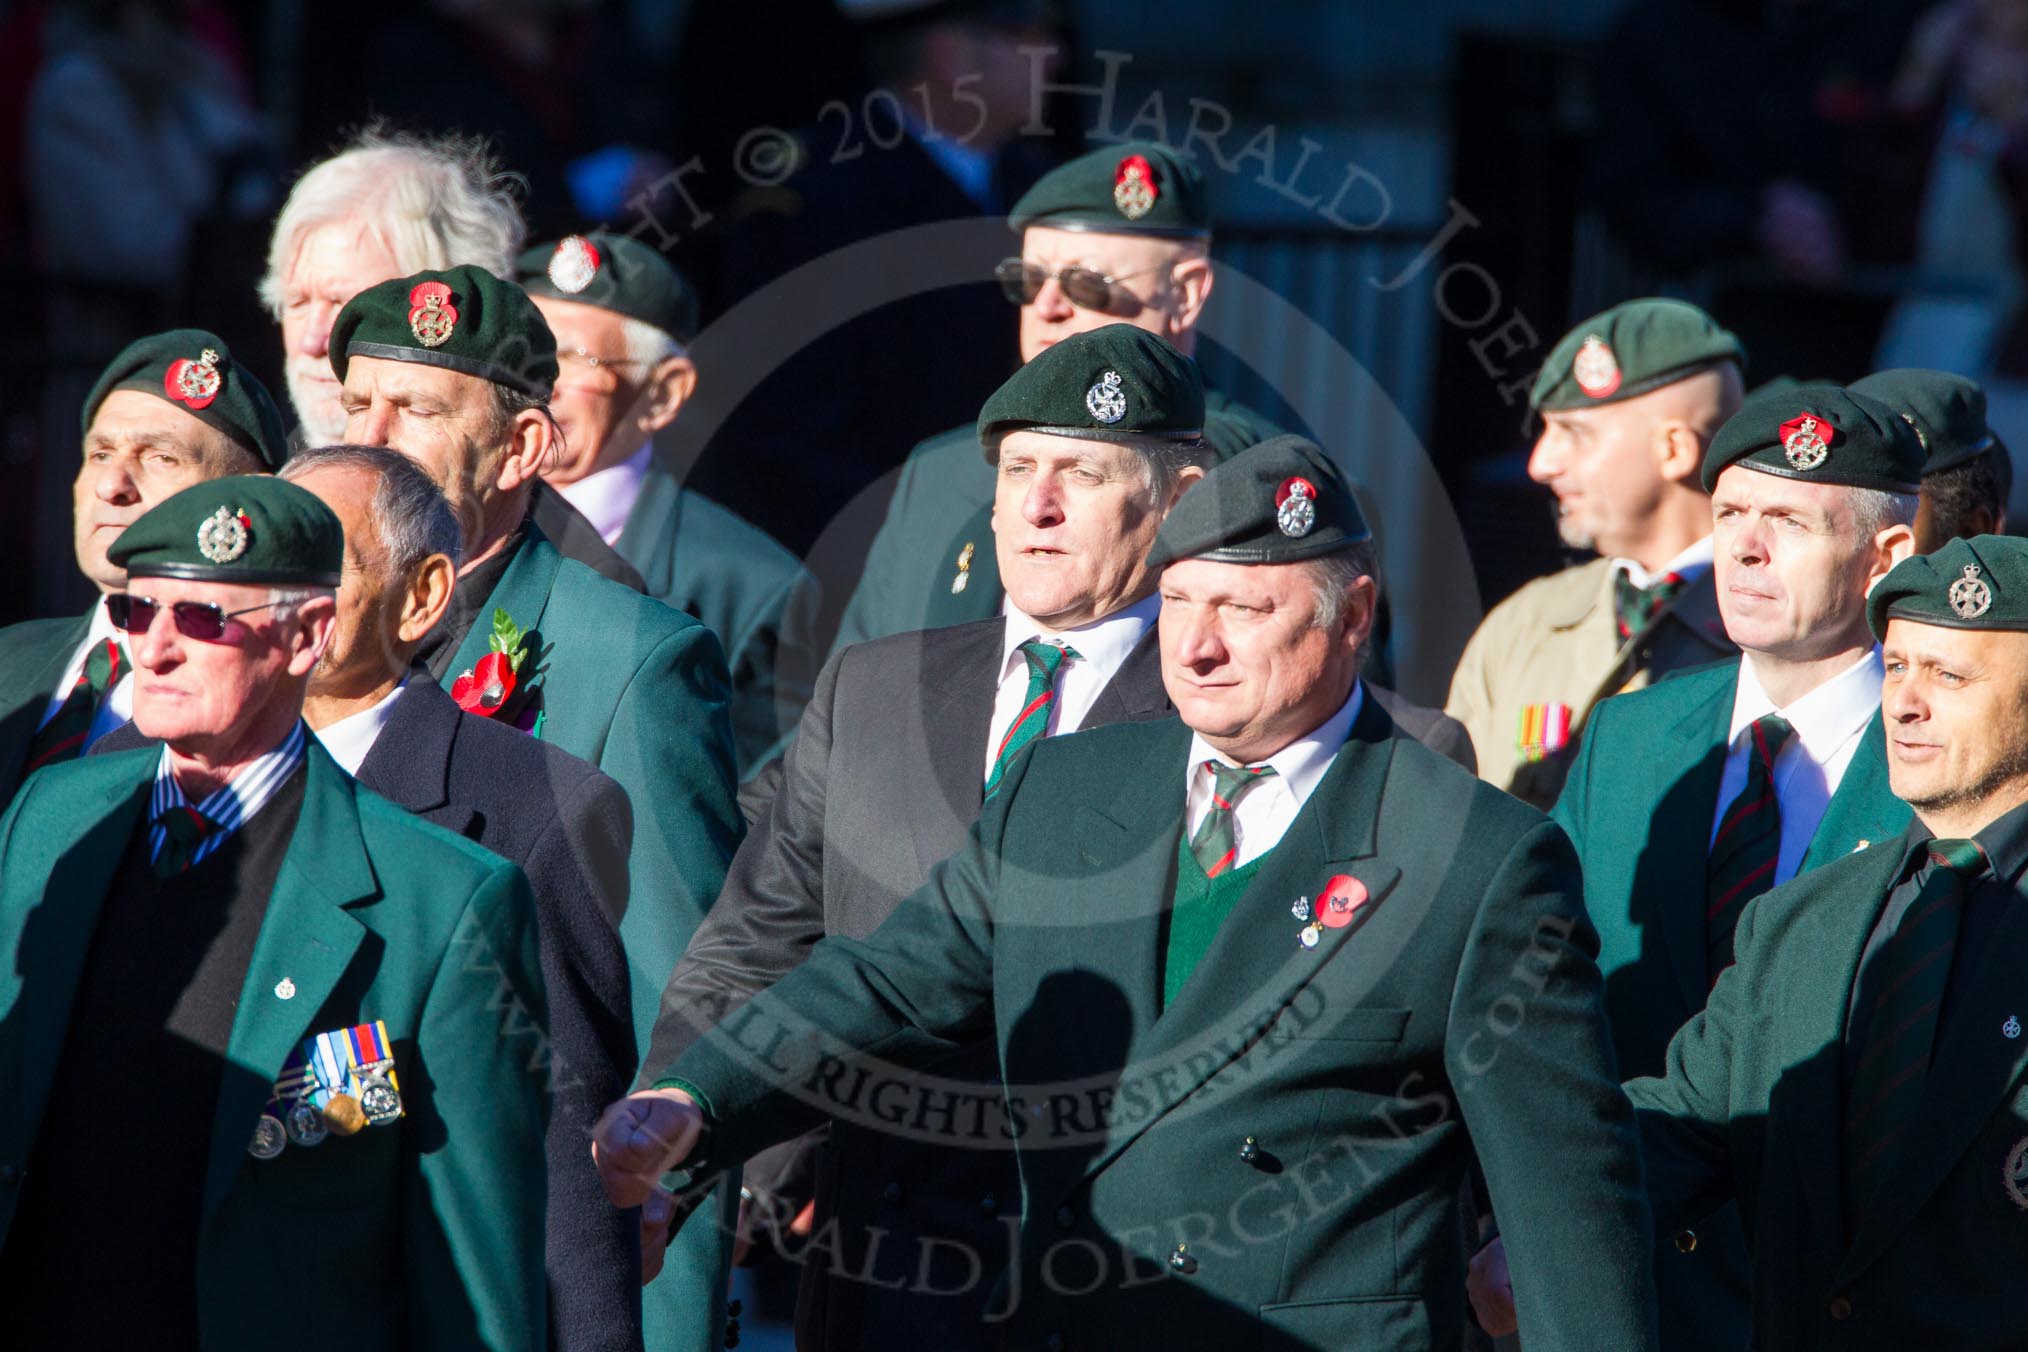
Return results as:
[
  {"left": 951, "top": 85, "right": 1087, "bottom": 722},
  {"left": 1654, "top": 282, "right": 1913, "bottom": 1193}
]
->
[{"left": 1447, "top": 299, "right": 1746, "bottom": 807}]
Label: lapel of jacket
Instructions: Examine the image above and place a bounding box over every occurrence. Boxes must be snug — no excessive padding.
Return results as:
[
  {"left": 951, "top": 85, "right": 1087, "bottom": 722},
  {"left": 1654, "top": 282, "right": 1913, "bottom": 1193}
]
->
[
  {"left": 1646, "top": 667, "right": 1738, "bottom": 1013},
  {"left": 200, "top": 746, "right": 375, "bottom": 1220},
  {"left": 1074, "top": 698, "right": 1403, "bottom": 1187},
  {"left": 1656, "top": 569, "right": 1733, "bottom": 656},
  {"left": 354, "top": 677, "right": 476, "bottom": 837},
  {"left": 618, "top": 460, "right": 681, "bottom": 595},
  {"left": 924, "top": 502, "right": 1000, "bottom": 628},
  {"left": 1798, "top": 719, "right": 1905, "bottom": 872},
  {"left": 910, "top": 621, "right": 1003, "bottom": 878},
  {"left": 1837, "top": 868, "right": 2028, "bottom": 1284},
  {"left": 1077, "top": 628, "right": 1171, "bottom": 730},
  {"left": 439, "top": 523, "right": 565, "bottom": 704},
  {"left": 0, "top": 611, "right": 94, "bottom": 787}
]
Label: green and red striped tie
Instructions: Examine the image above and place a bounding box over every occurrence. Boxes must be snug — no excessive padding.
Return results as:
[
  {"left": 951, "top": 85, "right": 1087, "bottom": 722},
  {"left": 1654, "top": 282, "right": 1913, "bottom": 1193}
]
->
[
  {"left": 1189, "top": 761, "right": 1278, "bottom": 878},
  {"left": 152, "top": 803, "right": 226, "bottom": 878},
  {"left": 984, "top": 639, "right": 1079, "bottom": 798},
  {"left": 1613, "top": 569, "right": 1687, "bottom": 641},
  {"left": 23, "top": 638, "right": 126, "bottom": 774},
  {"left": 1706, "top": 712, "right": 1793, "bottom": 981}
]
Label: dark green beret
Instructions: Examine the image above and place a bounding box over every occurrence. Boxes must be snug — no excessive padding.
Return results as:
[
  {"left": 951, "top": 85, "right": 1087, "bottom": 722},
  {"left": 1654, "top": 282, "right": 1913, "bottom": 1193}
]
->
[
  {"left": 976, "top": 323, "right": 1204, "bottom": 460},
  {"left": 1701, "top": 381, "right": 1923, "bottom": 494},
  {"left": 331, "top": 265, "right": 557, "bottom": 399},
  {"left": 1848, "top": 369, "right": 2000, "bottom": 477},
  {"left": 81, "top": 329, "right": 288, "bottom": 470},
  {"left": 1868, "top": 534, "right": 2028, "bottom": 638},
  {"left": 1008, "top": 141, "right": 1210, "bottom": 239},
  {"left": 109, "top": 475, "right": 343, "bottom": 587},
  {"left": 516, "top": 232, "right": 700, "bottom": 345},
  {"left": 1531, "top": 298, "right": 1746, "bottom": 412},
  {"left": 1146, "top": 434, "right": 1370, "bottom": 569}
]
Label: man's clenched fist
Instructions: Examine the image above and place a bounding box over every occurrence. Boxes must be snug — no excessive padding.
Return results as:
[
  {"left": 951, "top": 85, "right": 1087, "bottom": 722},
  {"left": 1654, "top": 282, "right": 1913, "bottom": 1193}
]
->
[{"left": 592, "top": 1088, "right": 705, "bottom": 1208}]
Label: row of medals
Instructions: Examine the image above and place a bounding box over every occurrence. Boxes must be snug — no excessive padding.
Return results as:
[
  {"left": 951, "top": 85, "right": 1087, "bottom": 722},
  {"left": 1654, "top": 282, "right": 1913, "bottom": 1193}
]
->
[{"left": 248, "top": 1060, "right": 402, "bottom": 1159}]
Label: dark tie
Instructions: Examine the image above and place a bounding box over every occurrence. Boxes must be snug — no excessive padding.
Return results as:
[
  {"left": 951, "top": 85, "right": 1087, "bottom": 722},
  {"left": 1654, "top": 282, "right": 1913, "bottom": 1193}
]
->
[
  {"left": 152, "top": 803, "right": 226, "bottom": 878},
  {"left": 1842, "top": 837, "right": 1989, "bottom": 1232},
  {"left": 984, "top": 639, "right": 1079, "bottom": 797},
  {"left": 1706, "top": 713, "right": 1795, "bottom": 980},
  {"left": 1188, "top": 761, "right": 1278, "bottom": 878},
  {"left": 1614, "top": 569, "right": 1688, "bottom": 641},
  {"left": 23, "top": 638, "right": 127, "bottom": 773}
]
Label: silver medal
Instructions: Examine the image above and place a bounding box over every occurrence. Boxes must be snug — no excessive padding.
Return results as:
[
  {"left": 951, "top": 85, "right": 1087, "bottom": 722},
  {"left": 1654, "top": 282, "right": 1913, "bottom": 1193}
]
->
[
  {"left": 286, "top": 1098, "right": 328, "bottom": 1148},
  {"left": 248, "top": 1112, "right": 288, "bottom": 1160},
  {"left": 359, "top": 1075, "right": 403, "bottom": 1125}
]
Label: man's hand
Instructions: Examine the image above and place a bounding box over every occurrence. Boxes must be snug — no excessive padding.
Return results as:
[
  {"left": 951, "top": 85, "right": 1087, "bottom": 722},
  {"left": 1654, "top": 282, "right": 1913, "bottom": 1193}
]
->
[
  {"left": 1467, "top": 1236, "right": 1517, "bottom": 1337},
  {"left": 592, "top": 1088, "right": 704, "bottom": 1209}
]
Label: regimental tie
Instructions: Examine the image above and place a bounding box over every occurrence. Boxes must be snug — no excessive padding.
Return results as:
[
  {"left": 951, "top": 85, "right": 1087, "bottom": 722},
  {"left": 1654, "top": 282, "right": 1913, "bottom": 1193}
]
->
[
  {"left": 1842, "top": 837, "right": 1989, "bottom": 1234},
  {"left": 152, "top": 803, "right": 226, "bottom": 878},
  {"left": 21, "top": 639, "right": 126, "bottom": 773},
  {"left": 1189, "top": 761, "right": 1278, "bottom": 878},
  {"left": 1613, "top": 569, "right": 1687, "bottom": 642},
  {"left": 1705, "top": 713, "right": 1794, "bottom": 981},
  {"left": 984, "top": 639, "right": 1080, "bottom": 798}
]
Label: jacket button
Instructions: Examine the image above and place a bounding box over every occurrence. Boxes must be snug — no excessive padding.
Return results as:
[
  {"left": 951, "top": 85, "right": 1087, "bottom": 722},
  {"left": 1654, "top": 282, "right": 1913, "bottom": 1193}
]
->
[
  {"left": 0, "top": 1164, "right": 17, "bottom": 1186},
  {"left": 1673, "top": 1229, "right": 1698, "bottom": 1253},
  {"left": 881, "top": 1182, "right": 904, "bottom": 1204},
  {"left": 1168, "top": 1243, "right": 1198, "bottom": 1274},
  {"left": 1054, "top": 1205, "right": 1075, "bottom": 1229},
  {"left": 978, "top": 1195, "right": 998, "bottom": 1217},
  {"left": 1239, "top": 1135, "right": 1260, "bottom": 1163},
  {"left": 1829, "top": 1296, "right": 1853, "bottom": 1321}
]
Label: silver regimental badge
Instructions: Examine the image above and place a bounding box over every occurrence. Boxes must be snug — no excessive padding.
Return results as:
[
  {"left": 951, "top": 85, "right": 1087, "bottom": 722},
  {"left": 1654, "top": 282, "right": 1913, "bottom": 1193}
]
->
[
  {"left": 2006, "top": 1014, "right": 2022, "bottom": 1040},
  {"left": 285, "top": 1099, "right": 328, "bottom": 1148},
  {"left": 1291, "top": 897, "right": 1311, "bottom": 921},
  {"left": 177, "top": 348, "right": 223, "bottom": 402},
  {"left": 548, "top": 235, "right": 601, "bottom": 294},
  {"left": 1783, "top": 416, "right": 1830, "bottom": 471},
  {"left": 1086, "top": 370, "right": 1127, "bottom": 425},
  {"left": 248, "top": 1112, "right": 288, "bottom": 1160},
  {"left": 1949, "top": 564, "right": 1993, "bottom": 620},
  {"left": 196, "top": 506, "right": 249, "bottom": 563},
  {"left": 1277, "top": 482, "right": 1316, "bottom": 538},
  {"left": 1572, "top": 335, "right": 1621, "bottom": 398},
  {"left": 359, "top": 1076, "right": 403, "bottom": 1125},
  {"left": 2007, "top": 1137, "right": 2028, "bottom": 1211}
]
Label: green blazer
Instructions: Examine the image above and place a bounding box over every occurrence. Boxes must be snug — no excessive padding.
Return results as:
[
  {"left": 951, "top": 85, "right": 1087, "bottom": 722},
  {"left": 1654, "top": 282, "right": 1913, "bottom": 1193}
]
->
[
  {"left": 439, "top": 519, "right": 744, "bottom": 1352},
  {"left": 666, "top": 706, "right": 1659, "bottom": 1351},
  {"left": 1552, "top": 657, "right": 1909, "bottom": 1349},
  {"left": 618, "top": 461, "right": 816, "bottom": 775},
  {"left": 0, "top": 740, "right": 549, "bottom": 1350},
  {"left": 0, "top": 611, "right": 90, "bottom": 805},
  {"left": 1630, "top": 836, "right": 2028, "bottom": 1351}
]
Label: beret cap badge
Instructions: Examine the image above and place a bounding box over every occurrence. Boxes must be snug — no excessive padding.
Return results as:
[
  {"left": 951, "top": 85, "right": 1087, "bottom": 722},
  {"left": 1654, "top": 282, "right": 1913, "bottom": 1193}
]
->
[
  {"left": 407, "top": 281, "right": 459, "bottom": 348},
  {"left": 1780, "top": 413, "right": 1834, "bottom": 472},
  {"left": 547, "top": 235, "right": 601, "bottom": 295},
  {"left": 1276, "top": 476, "right": 1317, "bottom": 538},
  {"left": 195, "top": 505, "right": 252, "bottom": 564},
  {"left": 1113, "top": 153, "right": 1158, "bottom": 221},
  {"left": 1949, "top": 564, "right": 1994, "bottom": 620},
  {"left": 165, "top": 347, "right": 223, "bottom": 410},
  {"left": 1086, "top": 369, "right": 1127, "bottom": 424},
  {"left": 1572, "top": 335, "right": 1621, "bottom": 399}
]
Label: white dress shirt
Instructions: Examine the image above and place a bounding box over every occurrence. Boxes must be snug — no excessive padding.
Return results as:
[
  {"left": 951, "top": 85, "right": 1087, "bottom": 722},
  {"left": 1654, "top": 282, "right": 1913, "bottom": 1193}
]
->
[
  {"left": 149, "top": 721, "right": 308, "bottom": 870},
  {"left": 555, "top": 444, "right": 651, "bottom": 546},
  {"left": 312, "top": 681, "right": 408, "bottom": 776},
  {"left": 1184, "top": 680, "right": 1367, "bottom": 869},
  {"left": 983, "top": 594, "right": 1158, "bottom": 780},
  {"left": 1614, "top": 535, "right": 1715, "bottom": 589},
  {"left": 1708, "top": 648, "right": 1883, "bottom": 884},
  {"left": 38, "top": 598, "right": 133, "bottom": 752}
]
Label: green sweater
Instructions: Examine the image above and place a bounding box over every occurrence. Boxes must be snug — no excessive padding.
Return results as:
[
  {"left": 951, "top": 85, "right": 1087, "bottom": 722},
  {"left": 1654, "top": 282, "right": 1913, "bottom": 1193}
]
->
[{"left": 1162, "top": 836, "right": 1270, "bottom": 1008}]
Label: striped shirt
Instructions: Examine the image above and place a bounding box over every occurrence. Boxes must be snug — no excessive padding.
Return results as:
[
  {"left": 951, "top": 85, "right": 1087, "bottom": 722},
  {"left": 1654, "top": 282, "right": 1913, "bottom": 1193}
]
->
[{"left": 148, "top": 722, "right": 309, "bottom": 871}]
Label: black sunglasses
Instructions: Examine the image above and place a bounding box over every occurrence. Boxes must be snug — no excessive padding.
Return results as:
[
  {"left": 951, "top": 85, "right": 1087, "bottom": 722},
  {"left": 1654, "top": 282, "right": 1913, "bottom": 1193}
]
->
[
  {"left": 107, "top": 592, "right": 290, "bottom": 643},
  {"left": 993, "top": 258, "right": 1171, "bottom": 312}
]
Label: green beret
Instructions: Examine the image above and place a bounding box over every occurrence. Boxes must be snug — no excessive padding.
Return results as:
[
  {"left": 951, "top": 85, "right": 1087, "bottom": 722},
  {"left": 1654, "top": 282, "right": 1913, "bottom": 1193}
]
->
[
  {"left": 331, "top": 265, "right": 557, "bottom": 399},
  {"left": 1868, "top": 534, "right": 2028, "bottom": 639},
  {"left": 1008, "top": 141, "right": 1210, "bottom": 239},
  {"left": 109, "top": 475, "right": 343, "bottom": 587},
  {"left": 1146, "top": 434, "right": 1370, "bottom": 569},
  {"left": 516, "top": 232, "right": 701, "bottom": 345},
  {"left": 976, "top": 323, "right": 1204, "bottom": 460},
  {"left": 1531, "top": 298, "right": 1746, "bottom": 412},
  {"left": 1701, "top": 381, "right": 1923, "bottom": 494},
  {"left": 1848, "top": 369, "right": 2000, "bottom": 477},
  {"left": 81, "top": 330, "right": 288, "bottom": 470}
]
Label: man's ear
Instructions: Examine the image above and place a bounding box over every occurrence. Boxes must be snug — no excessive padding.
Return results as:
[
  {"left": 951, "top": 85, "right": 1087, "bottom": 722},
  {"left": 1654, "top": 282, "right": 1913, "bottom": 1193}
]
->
[
  {"left": 1167, "top": 253, "right": 1214, "bottom": 335},
  {"left": 1870, "top": 520, "right": 1919, "bottom": 586},
  {"left": 634, "top": 356, "right": 698, "bottom": 438},
  {"left": 1342, "top": 574, "right": 1380, "bottom": 655},
  {"left": 397, "top": 553, "right": 458, "bottom": 645},
  {"left": 1655, "top": 420, "right": 1706, "bottom": 486},
  {"left": 288, "top": 596, "right": 339, "bottom": 676},
  {"left": 1163, "top": 461, "right": 1207, "bottom": 510},
  {"left": 494, "top": 410, "right": 555, "bottom": 493}
]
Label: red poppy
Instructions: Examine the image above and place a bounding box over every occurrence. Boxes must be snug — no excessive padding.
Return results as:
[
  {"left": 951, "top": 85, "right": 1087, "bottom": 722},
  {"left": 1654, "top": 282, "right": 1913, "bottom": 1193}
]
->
[{"left": 451, "top": 650, "right": 517, "bottom": 716}]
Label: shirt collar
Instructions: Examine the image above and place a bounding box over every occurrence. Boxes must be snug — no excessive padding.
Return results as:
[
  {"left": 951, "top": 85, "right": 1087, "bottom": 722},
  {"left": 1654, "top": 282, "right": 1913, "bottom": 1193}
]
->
[
  {"left": 554, "top": 444, "right": 652, "bottom": 546},
  {"left": 1893, "top": 791, "right": 2028, "bottom": 888},
  {"left": 1728, "top": 648, "right": 1883, "bottom": 757},
  {"left": 1615, "top": 535, "right": 1715, "bottom": 589},
  {"left": 1000, "top": 593, "right": 1160, "bottom": 683},
  {"left": 1188, "top": 678, "right": 1366, "bottom": 809},
  {"left": 151, "top": 720, "right": 309, "bottom": 831},
  {"left": 312, "top": 680, "right": 407, "bottom": 777}
]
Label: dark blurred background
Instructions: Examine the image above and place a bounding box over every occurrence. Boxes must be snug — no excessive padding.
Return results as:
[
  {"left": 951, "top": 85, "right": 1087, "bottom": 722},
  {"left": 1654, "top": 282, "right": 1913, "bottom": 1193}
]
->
[{"left": 10, "top": 0, "right": 2027, "bottom": 702}]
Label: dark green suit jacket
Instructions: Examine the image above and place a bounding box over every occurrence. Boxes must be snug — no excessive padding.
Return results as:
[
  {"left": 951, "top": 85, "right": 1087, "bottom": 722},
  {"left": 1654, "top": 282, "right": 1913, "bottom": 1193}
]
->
[
  {"left": 0, "top": 611, "right": 91, "bottom": 805},
  {"left": 0, "top": 740, "right": 549, "bottom": 1349},
  {"left": 665, "top": 705, "right": 1659, "bottom": 1351},
  {"left": 1553, "top": 657, "right": 1910, "bottom": 1349},
  {"left": 616, "top": 461, "right": 815, "bottom": 776},
  {"left": 1630, "top": 835, "right": 2028, "bottom": 1350},
  {"left": 439, "top": 519, "right": 743, "bottom": 1352}
]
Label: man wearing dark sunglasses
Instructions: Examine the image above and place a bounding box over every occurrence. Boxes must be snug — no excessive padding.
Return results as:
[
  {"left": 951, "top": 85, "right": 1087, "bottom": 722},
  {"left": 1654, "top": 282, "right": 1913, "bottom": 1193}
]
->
[
  {"left": 0, "top": 474, "right": 551, "bottom": 1349},
  {"left": 0, "top": 330, "right": 287, "bottom": 806}
]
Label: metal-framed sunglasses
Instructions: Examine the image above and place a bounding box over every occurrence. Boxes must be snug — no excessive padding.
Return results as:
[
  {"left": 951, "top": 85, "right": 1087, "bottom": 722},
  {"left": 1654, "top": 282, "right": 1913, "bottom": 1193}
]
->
[
  {"left": 993, "top": 258, "right": 1171, "bottom": 311},
  {"left": 106, "top": 592, "right": 290, "bottom": 643}
]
